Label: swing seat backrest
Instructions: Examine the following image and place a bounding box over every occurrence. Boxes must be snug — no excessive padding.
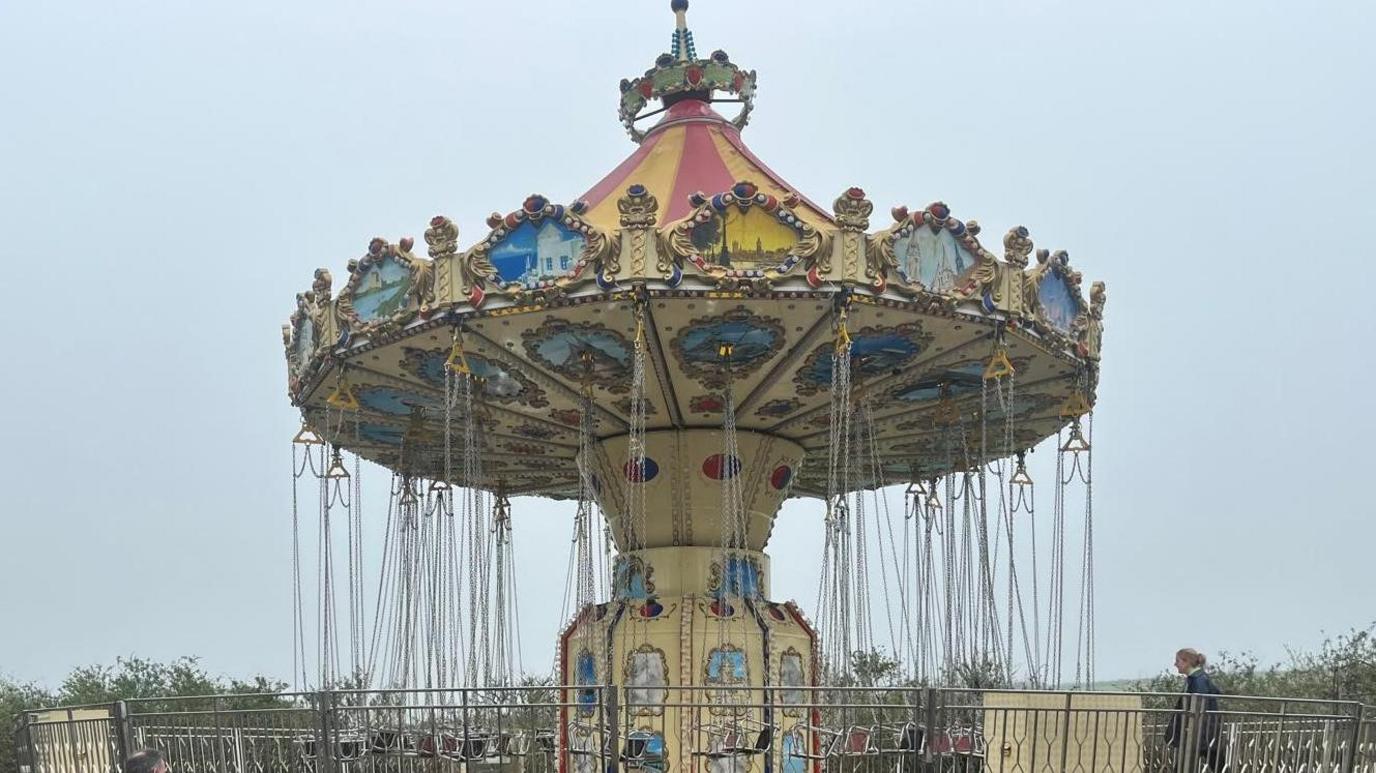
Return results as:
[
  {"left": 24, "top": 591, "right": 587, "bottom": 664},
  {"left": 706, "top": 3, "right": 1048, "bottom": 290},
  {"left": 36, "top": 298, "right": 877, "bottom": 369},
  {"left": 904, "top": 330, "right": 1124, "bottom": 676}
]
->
[
  {"left": 336, "top": 739, "right": 366, "bottom": 760},
  {"left": 503, "top": 732, "right": 531, "bottom": 756},
  {"left": 535, "top": 732, "right": 558, "bottom": 755},
  {"left": 897, "top": 723, "right": 924, "bottom": 753},
  {"left": 843, "top": 726, "right": 876, "bottom": 755},
  {"left": 460, "top": 734, "right": 492, "bottom": 761}
]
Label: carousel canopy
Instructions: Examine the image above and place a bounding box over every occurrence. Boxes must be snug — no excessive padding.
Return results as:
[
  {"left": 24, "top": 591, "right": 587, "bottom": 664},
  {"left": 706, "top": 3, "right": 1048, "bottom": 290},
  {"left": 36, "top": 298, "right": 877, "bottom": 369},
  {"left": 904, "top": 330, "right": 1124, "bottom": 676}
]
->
[{"left": 282, "top": 1, "right": 1106, "bottom": 500}]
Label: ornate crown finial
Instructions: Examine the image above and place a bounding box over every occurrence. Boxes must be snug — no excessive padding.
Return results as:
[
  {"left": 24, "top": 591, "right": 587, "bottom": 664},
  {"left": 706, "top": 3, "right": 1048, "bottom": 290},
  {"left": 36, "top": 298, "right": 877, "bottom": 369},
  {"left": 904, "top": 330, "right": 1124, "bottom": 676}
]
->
[{"left": 617, "top": 3, "right": 756, "bottom": 142}]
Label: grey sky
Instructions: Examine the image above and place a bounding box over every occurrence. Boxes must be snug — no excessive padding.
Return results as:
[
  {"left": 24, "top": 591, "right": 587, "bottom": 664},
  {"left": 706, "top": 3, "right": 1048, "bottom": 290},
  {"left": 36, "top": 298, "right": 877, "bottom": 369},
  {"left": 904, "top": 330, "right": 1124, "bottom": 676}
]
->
[{"left": 1, "top": 0, "right": 1372, "bottom": 689}]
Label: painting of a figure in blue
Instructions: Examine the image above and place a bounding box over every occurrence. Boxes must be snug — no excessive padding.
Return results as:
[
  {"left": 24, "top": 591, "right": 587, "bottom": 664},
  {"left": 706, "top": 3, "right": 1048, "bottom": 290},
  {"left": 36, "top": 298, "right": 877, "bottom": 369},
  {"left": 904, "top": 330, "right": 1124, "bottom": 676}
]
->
[
  {"left": 715, "top": 555, "right": 761, "bottom": 598},
  {"left": 615, "top": 557, "right": 651, "bottom": 600},
  {"left": 893, "top": 228, "right": 973, "bottom": 292},
  {"left": 575, "top": 650, "right": 597, "bottom": 715},
  {"left": 490, "top": 220, "right": 586, "bottom": 285},
  {"left": 781, "top": 732, "right": 808, "bottom": 773},
  {"left": 678, "top": 316, "right": 779, "bottom": 366},
  {"left": 1038, "top": 272, "right": 1079, "bottom": 333},
  {"left": 706, "top": 647, "right": 748, "bottom": 684},
  {"left": 353, "top": 256, "right": 411, "bottom": 322}
]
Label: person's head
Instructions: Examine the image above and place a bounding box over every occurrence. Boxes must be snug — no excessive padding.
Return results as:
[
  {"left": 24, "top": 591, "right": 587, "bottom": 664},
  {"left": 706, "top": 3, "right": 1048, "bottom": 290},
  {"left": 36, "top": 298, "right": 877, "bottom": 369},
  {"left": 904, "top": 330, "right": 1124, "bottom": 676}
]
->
[
  {"left": 1174, "top": 648, "right": 1206, "bottom": 675},
  {"left": 125, "top": 749, "right": 168, "bottom": 773}
]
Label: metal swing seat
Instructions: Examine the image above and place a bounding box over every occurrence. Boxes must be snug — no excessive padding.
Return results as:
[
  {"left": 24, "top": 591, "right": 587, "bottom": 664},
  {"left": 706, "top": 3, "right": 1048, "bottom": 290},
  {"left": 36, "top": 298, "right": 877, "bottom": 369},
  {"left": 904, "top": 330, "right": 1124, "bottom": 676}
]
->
[
  {"left": 297, "top": 733, "right": 369, "bottom": 763},
  {"left": 691, "top": 716, "right": 775, "bottom": 772}
]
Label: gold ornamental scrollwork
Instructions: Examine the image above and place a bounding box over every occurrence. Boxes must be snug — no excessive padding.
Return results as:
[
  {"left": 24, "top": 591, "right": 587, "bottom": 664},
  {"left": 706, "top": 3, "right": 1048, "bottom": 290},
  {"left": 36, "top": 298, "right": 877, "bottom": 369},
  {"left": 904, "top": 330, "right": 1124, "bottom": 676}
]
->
[
  {"left": 335, "top": 237, "right": 435, "bottom": 338},
  {"left": 660, "top": 180, "right": 824, "bottom": 292},
  {"left": 1082, "top": 281, "right": 1107, "bottom": 360},
  {"left": 834, "top": 187, "right": 871, "bottom": 284},
  {"left": 464, "top": 195, "right": 620, "bottom": 306},
  {"left": 1003, "top": 225, "right": 1034, "bottom": 268},
  {"left": 617, "top": 185, "right": 659, "bottom": 277},
  {"left": 877, "top": 202, "right": 998, "bottom": 302},
  {"left": 949, "top": 220, "right": 1001, "bottom": 306},
  {"left": 1023, "top": 248, "right": 1090, "bottom": 344},
  {"left": 284, "top": 267, "right": 333, "bottom": 393}
]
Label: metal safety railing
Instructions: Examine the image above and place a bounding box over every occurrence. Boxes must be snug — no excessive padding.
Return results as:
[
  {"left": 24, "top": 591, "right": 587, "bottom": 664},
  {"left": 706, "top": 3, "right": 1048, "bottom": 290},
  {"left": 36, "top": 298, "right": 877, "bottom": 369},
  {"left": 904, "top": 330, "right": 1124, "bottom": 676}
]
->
[{"left": 12, "top": 686, "right": 1375, "bottom": 773}]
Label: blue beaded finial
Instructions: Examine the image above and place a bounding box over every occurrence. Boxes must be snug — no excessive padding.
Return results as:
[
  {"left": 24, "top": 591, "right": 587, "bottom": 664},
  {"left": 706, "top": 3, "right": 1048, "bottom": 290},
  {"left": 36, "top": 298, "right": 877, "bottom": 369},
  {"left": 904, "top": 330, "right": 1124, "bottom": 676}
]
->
[{"left": 670, "top": 0, "right": 694, "bottom": 60}]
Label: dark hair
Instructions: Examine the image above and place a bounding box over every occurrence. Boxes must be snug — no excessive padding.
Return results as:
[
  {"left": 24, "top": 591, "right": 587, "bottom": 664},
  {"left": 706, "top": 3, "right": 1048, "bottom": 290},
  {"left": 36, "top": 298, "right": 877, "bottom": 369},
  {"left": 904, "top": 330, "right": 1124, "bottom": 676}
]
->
[{"left": 125, "top": 749, "right": 165, "bottom": 773}]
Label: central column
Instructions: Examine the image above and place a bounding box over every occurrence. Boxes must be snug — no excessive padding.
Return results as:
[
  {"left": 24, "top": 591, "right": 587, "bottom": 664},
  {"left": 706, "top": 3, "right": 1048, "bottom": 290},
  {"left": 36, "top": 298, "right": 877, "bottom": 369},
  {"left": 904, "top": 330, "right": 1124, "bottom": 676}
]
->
[{"left": 560, "top": 430, "right": 817, "bottom": 773}]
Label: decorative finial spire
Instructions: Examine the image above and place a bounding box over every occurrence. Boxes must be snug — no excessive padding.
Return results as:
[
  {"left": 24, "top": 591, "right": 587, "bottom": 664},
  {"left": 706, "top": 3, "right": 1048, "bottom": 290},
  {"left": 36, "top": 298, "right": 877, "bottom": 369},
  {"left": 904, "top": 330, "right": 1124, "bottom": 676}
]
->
[{"left": 670, "top": 0, "right": 695, "bottom": 61}]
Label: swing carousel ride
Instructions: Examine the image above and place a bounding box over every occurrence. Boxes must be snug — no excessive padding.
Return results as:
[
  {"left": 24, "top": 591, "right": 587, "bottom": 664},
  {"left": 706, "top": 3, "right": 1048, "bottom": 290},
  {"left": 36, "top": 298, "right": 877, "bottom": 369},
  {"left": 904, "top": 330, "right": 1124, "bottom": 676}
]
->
[{"left": 284, "top": 0, "right": 1105, "bottom": 767}]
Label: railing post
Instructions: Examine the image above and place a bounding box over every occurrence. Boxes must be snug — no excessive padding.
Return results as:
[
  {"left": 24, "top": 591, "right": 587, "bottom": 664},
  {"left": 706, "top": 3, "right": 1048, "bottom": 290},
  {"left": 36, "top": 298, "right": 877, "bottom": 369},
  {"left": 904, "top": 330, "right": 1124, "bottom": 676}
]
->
[
  {"left": 111, "top": 702, "right": 132, "bottom": 772},
  {"left": 1175, "top": 694, "right": 1204, "bottom": 773},
  {"left": 1342, "top": 704, "right": 1364, "bottom": 773},
  {"left": 921, "top": 688, "right": 937, "bottom": 764},
  {"left": 605, "top": 687, "right": 619, "bottom": 773},
  {"left": 18, "top": 711, "right": 37, "bottom": 773},
  {"left": 212, "top": 697, "right": 229, "bottom": 773},
  {"left": 594, "top": 687, "right": 605, "bottom": 773},
  {"left": 316, "top": 690, "right": 335, "bottom": 773},
  {"left": 1059, "top": 691, "right": 1074, "bottom": 773},
  {"left": 462, "top": 687, "right": 470, "bottom": 764}
]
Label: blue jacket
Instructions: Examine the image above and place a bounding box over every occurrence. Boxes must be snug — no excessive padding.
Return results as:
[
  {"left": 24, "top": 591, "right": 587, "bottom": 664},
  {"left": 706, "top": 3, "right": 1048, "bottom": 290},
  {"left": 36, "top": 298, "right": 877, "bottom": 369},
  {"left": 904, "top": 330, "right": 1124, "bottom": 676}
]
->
[{"left": 1166, "top": 670, "right": 1221, "bottom": 750}]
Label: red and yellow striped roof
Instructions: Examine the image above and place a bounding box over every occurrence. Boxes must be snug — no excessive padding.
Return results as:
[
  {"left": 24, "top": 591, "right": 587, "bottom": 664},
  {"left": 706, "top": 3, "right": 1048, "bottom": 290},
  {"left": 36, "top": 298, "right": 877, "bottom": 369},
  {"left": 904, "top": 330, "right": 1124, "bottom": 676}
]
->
[{"left": 579, "top": 99, "right": 833, "bottom": 232}]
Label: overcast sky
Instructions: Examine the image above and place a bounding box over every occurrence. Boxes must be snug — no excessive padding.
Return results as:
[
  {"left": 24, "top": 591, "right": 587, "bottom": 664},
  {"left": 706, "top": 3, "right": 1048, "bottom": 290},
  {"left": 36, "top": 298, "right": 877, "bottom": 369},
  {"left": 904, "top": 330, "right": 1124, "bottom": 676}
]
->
[{"left": 1, "top": 0, "right": 1372, "bottom": 690}]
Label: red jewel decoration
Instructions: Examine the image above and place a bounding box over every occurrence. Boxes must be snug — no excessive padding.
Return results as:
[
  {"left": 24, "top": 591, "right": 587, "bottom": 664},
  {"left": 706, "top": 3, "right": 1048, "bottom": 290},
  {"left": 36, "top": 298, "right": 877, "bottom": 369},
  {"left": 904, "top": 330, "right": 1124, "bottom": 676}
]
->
[
  {"left": 638, "top": 80, "right": 654, "bottom": 99},
  {"left": 703, "top": 453, "right": 742, "bottom": 480},
  {"left": 770, "top": 465, "right": 793, "bottom": 490},
  {"left": 686, "top": 66, "right": 703, "bottom": 86},
  {"left": 732, "top": 72, "right": 744, "bottom": 91},
  {"left": 847, "top": 187, "right": 865, "bottom": 199}
]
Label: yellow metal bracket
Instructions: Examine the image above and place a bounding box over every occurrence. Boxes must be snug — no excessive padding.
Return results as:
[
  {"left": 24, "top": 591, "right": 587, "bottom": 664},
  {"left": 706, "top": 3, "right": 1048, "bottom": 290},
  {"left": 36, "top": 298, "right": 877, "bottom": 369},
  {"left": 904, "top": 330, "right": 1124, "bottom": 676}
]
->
[
  {"left": 1058, "top": 392, "right": 1091, "bottom": 420},
  {"left": 445, "top": 331, "right": 471, "bottom": 375},
  {"left": 292, "top": 422, "right": 324, "bottom": 446},
  {"left": 983, "top": 349, "right": 1015, "bottom": 381},
  {"left": 326, "top": 374, "right": 360, "bottom": 412}
]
